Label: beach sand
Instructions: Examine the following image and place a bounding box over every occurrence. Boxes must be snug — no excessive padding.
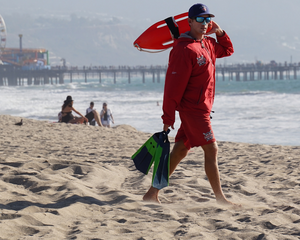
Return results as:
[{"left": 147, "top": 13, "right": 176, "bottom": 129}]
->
[{"left": 0, "top": 115, "right": 300, "bottom": 239}]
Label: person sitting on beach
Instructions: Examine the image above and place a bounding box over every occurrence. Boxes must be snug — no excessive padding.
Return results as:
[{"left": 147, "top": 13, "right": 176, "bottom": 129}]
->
[
  {"left": 100, "top": 102, "right": 114, "bottom": 127},
  {"left": 85, "top": 101, "right": 103, "bottom": 127},
  {"left": 61, "top": 96, "right": 88, "bottom": 124},
  {"left": 86, "top": 102, "right": 96, "bottom": 125}
]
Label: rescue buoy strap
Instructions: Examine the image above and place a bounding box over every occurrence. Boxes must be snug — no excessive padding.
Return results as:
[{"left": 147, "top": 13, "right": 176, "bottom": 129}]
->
[
  {"left": 164, "top": 17, "right": 180, "bottom": 39},
  {"left": 134, "top": 43, "right": 168, "bottom": 53}
]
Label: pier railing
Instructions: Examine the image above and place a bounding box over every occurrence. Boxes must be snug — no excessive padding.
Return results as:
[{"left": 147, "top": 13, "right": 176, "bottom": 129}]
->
[{"left": 1, "top": 63, "right": 300, "bottom": 86}]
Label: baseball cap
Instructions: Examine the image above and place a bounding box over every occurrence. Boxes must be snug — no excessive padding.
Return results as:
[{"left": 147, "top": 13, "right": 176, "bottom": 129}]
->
[{"left": 188, "top": 3, "right": 215, "bottom": 18}]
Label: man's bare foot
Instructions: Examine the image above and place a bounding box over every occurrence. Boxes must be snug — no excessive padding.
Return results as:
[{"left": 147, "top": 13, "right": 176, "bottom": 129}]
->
[
  {"left": 216, "top": 198, "right": 242, "bottom": 209},
  {"left": 142, "top": 187, "right": 160, "bottom": 204}
]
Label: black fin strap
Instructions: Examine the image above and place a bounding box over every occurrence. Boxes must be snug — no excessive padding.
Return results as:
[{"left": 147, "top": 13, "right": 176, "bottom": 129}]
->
[{"left": 164, "top": 17, "right": 180, "bottom": 39}]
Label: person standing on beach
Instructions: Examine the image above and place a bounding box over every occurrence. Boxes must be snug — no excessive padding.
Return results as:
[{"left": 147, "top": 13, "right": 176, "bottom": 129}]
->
[
  {"left": 143, "top": 3, "right": 237, "bottom": 206},
  {"left": 100, "top": 102, "right": 114, "bottom": 127}
]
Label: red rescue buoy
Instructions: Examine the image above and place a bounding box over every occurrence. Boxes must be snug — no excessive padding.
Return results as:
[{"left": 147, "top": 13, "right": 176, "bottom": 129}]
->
[{"left": 133, "top": 12, "right": 212, "bottom": 52}]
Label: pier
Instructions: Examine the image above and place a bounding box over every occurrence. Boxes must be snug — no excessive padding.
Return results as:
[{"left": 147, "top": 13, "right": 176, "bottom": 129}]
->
[
  {"left": 1, "top": 62, "right": 300, "bottom": 86},
  {"left": 216, "top": 62, "right": 300, "bottom": 81}
]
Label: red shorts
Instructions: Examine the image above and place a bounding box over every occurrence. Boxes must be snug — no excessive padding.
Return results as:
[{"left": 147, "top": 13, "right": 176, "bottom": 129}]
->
[{"left": 175, "top": 111, "right": 216, "bottom": 149}]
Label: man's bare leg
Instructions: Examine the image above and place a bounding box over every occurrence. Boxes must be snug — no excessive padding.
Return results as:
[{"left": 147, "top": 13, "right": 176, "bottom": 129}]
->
[
  {"left": 202, "top": 142, "right": 240, "bottom": 206},
  {"left": 143, "top": 140, "right": 188, "bottom": 203}
]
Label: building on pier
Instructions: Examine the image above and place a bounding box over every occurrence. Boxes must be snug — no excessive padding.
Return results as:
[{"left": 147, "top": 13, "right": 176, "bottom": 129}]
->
[{"left": 0, "top": 48, "right": 50, "bottom": 69}]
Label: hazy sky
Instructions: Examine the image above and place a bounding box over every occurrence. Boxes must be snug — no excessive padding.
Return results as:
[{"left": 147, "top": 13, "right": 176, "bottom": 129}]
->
[
  {"left": 2, "top": 0, "right": 300, "bottom": 31},
  {"left": 1, "top": 0, "right": 300, "bottom": 65}
]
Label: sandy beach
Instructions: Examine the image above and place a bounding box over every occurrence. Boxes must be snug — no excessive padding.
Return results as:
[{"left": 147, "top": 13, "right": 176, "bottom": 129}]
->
[{"left": 0, "top": 115, "right": 300, "bottom": 239}]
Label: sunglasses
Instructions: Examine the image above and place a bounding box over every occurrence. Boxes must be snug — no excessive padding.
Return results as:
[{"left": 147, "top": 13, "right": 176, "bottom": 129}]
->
[{"left": 194, "top": 16, "right": 211, "bottom": 24}]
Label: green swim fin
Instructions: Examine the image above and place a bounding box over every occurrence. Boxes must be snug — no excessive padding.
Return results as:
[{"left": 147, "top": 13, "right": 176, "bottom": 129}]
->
[
  {"left": 131, "top": 132, "right": 160, "bottom": 174},
  {"left": 152, "top": 130, "right": 170, "bottom": 190}
]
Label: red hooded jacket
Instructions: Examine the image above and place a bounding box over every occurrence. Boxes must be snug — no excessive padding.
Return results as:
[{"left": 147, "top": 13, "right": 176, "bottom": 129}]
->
[{"left": 162, "top": 31, "right": 234, "bottom": 126}]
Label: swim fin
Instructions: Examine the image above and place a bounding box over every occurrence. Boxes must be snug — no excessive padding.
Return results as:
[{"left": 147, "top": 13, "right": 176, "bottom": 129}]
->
[
  {"left": 131, "top": 132, "right": 160, "bottom": 174},
  {"left": 152, "top": 130, "right": 170, "bottom": 190}
]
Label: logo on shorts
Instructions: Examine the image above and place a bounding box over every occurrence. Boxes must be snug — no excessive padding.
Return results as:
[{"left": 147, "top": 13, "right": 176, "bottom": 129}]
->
[
  {"left": 197, "top": 55, "right": 206, "bottom": 66},
  {"left": 203, "top": 130, "right": 213, "bottom": 141}
]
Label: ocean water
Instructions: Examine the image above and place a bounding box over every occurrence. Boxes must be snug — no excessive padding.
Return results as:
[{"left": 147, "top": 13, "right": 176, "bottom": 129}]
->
[{"left": 0, "top": 75, "right": 300, "bottom": 146}]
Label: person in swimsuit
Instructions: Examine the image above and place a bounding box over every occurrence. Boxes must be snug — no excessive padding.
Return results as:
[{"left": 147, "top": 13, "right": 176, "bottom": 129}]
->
[{"left": 61, "top": 96, "right": 88, "bottom": 124}]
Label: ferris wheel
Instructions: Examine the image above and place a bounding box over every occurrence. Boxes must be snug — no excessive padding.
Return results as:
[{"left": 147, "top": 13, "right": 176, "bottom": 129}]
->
[{"left": 0, "top": 14, "right": 7, "bottom": 52}]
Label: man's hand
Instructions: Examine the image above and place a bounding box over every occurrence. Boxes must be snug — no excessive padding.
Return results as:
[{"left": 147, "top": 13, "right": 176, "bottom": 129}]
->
[
  {"left": 163, "top": 124, "right": 174, "bottom": 132},
  {"left": 206, "top": 21, "right": 225, "bottom": 37}
]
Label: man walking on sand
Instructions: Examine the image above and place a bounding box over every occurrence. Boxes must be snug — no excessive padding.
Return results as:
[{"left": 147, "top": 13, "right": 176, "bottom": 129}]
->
[{"left": 143, "top": 3, "right": 238, "bottom": 206}]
